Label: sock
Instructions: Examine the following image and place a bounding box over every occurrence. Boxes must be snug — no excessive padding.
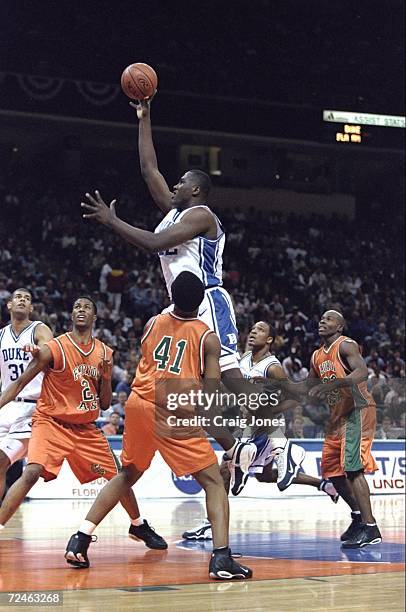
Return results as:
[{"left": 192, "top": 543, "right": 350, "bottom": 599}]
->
[
  {"left": 224, "top": 440, "right": 238, "bottom": 460},
  {"left": 131, "top": 517, "right": 144, "bottom": 527},
  {"left": 366, "top": 522, "right": 376, "bottom": 527},
  {"left": 213, "top": 545, "right": 229, "bottom": 554},
  {"left": 0, "top": 524, "right": 4, "bottom": 530},
  {"left": 78, "top": 520, "right": 97, "bottom": 536},
  {"left": 351, "top": 511, "right": 361, "bottom": 518}
]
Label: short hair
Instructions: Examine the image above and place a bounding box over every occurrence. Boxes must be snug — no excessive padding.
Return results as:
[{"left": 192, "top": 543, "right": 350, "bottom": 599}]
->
[
  {"left": 73, "top": 296, "right": 98, "bottom": 315},
  {"left": 171, "top": 272, "right": 205, "bottom": 313},
  {"left": 9, "top": 287, "right": 32, "bottom": 301},
  {"left": 257, "top": 320, "right": 276, "bottom": 339},
  {"left": 189, "top": 169, "right": 212, "bottom": 196}
]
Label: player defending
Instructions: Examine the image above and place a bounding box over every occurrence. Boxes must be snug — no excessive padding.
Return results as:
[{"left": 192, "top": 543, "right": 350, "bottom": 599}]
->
[
  {"left": 183, "top": 320, "right": 338, "bottom": 541},
  {"left": 80, "top": 95, "right": 301, "bottom": 487},
  {"left": 308, "top": 310, "right": 381, "bottom": 548},
  {"left": 0, "top": 288, "right": 52, "bottom": 501},
  {"left": 0, "top": 297, "right": 166, "bottom": 550},
  {"left": 65, "top": 272, "right": 252, "bottom": 580}
]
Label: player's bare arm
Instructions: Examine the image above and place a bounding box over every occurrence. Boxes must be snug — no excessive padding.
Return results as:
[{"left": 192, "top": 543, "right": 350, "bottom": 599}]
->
[
  {"left": 131, "top": 97, "right": 173, "bottom": 214},
  {"left": 23, "top": 322, "right": 53, "bottom": 356},
  {"left": 267, "top": 364, "right": 300, "bottom": 414},
  {"left": 202, "top": 332, "right": 222, "bottom": 399},
  {"left": 82, "top": 192, "right": 212, "bottom": 253},
  {"left": 98, "top": 353, "right": 113, "bottom": 411},
  {"left": 309, "top": 341, "right": 368, "bottom": 400},
  {"left": 0, "top": 345, "right": 53, "bottom": 409}
]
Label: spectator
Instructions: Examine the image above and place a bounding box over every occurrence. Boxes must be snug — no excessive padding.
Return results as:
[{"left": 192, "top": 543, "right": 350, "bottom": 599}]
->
[{"left": 101, "top": 412, "right": 123, "bottom": 436}]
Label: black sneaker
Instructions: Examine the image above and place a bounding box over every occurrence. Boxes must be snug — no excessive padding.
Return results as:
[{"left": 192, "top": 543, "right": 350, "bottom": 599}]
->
[
  {"left": 340, "top": 512, "right": 362, "bottom": 541},
  {"left": 209, "top": 547, "right": 253, "bottom": 580},
  {"left": 65, "top": 531, "right": 97, "bottom": 569},
  {"left": 341, "top": 524, "right": 382, "bottom": 549},
  {"left": 128, "top": 520, "right": 168, "bottom": 550}
]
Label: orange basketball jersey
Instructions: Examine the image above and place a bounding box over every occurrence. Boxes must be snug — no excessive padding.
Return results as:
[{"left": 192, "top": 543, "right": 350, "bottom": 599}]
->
[
  {"left": 132, "top": 312, "right": 213, "bottom": 405},
  {"left": 311, "top": 335, "right": 374, "bottom": 419},
  {"left": 36, "top": 332, "right": 113, "bottom": 424}
]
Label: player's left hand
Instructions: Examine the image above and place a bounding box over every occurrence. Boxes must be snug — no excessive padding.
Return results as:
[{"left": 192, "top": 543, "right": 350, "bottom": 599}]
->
[
  {"left": 23, "top": 343, "right": 40, "bottom": 356},
  {"left": 309, "top": 381, "right": 338, "bottom": 399},
  {"left": 81, "top": 190, "right": 117, "bottom": 225},
  {"left": 99, "top": 354, "right": 113, "bottom": 380}
]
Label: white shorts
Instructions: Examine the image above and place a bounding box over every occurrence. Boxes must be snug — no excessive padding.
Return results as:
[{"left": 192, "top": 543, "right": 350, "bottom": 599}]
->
[
  {"left": 162, "top": 286, "right": 240, "bottom": 372},
  {"left": 0, "top": 400, "right": 35, "bottom": 464}
]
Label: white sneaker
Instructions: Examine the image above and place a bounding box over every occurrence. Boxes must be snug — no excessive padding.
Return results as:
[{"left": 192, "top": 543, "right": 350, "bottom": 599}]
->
[
  {"left": 276, "top": 440, "right": 305, "bottom": 491},
  {"left": 182, "top": 518, "right": 212, "bottom": 540}
]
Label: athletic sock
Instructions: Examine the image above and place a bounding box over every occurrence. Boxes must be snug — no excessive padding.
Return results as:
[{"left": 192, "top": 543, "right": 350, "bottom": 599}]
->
[
  {"left": 366, "top": 523, "right": 377, "bottom": 527},
  {"left": 351, "top": 511, "right": 361, "bottom": 518},
  {"left": 213, "top": 545, "right": 229, "bottom": 553},
  {"left": 131, "top": 517, "right": 144, "bottom": 527},
  {"left": 224, "top": 441, "right": 238, "bottom": 460},
  {"left": 78, "top": 520, "right": 97, "bottom": 536}
]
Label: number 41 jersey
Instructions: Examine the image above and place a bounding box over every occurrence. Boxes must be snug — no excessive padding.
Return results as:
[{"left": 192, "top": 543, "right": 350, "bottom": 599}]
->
[
  {"left": 0, "top": 321, "right": 44, "bottom": 400},
  {"left": 132, "top": 312, "right": 213, "bottom": 405}
]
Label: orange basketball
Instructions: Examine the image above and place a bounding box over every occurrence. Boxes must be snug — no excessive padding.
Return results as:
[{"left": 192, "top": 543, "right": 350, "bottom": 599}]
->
[{"left": 120, "top": 63, "right": 158, "bottom": 100}]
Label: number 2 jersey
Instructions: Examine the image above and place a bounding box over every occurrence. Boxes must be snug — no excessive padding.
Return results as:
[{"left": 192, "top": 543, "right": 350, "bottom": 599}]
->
[
  {"left": 0, "top": 321, "right": 44, "bottom": 400},
  {"left": 36, "top": 332, "right": 112, "bottom": 424}
]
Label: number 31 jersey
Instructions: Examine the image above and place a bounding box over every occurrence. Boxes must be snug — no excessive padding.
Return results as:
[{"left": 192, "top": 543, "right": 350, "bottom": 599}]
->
[
  {"left": 0, "top": 321, "right": 44, "bottom": 400},
  {"left": 36, "top": 332, "right": 112, "bottom": 424}
]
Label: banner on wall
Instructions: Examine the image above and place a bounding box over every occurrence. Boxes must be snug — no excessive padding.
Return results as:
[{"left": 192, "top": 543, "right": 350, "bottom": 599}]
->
[{"left": 27, "top": 439, "right": 405, "bottom": 500}]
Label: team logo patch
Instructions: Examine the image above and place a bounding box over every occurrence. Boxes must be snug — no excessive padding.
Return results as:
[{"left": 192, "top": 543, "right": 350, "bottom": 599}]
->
[{"left": 91, "top": 463, "right": 106, "bottom": 477}]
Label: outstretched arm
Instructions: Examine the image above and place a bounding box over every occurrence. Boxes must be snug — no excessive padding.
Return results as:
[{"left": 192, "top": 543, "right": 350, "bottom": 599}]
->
[
  {"left": 0, "top": 345, "right": 53, "bottom": 409},
  {"left": 81, "top": 192, "right": 212, "bottom": 253},
  {"left": 132, "top": 99, "right": 173, "bottom": 214},
  {"left": 23, "top": 323, "right": 53, "bottom": 356}
]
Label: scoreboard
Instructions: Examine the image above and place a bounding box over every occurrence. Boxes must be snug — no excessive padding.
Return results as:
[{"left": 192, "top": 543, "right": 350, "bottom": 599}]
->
[{"left": 323, "top": 110, "right": 405, "bottom": 149}]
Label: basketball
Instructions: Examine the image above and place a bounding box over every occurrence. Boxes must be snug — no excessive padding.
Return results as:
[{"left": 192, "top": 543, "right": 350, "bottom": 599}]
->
[{"left": 120, "top": 63, "right": 158, "bottom": 100}]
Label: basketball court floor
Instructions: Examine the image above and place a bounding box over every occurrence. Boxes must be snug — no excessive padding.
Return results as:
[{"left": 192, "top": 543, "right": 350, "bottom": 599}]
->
[{"left": 0, "top": 493, "right": 404, "bottom": 611}]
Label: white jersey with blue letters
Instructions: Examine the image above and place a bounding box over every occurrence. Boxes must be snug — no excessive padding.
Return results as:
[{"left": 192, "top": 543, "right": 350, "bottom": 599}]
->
[
  {"left": 0, "top": 321, "right": 44, "bottom": 462},
  {"left": 238, "top": 351, "right": 287, "bottom": 474},
  {"left": 155, "top": 205, "right": 225, "bottom": 296},
  {"left": 156, "top": 205, "right": 239, "bottom": 371}
]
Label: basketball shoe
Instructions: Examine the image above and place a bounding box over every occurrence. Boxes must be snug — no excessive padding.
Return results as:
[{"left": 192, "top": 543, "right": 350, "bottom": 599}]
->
[
  {"left": 276, "top": 440, "right": 305, "bottom": 491},
  {"left": 340, "top": 511, "right": 363, "bottom": 541},
  {"left": 318, "top": 478, "right": 339, "bottom": 503},
  {"left": 209, "top": 547, "right": 253, "bottom": 580},
  {"left": 128, "top": 520, "right": 168, "bottom": 549},
  {"left": 230, "top": 433, "right": 269, "bottom": 496},
  {"left": 65, "top": 531, "right": 97, "bottom": 568},
  {"left": 341, "top": 523, "right": 382, "bottom": 548},
  {"left": 182, "top": 518, "right": 212, "bottom": 540}
]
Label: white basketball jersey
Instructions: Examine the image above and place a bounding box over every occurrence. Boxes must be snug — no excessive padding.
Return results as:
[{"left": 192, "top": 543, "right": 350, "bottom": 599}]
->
[
  {"left": 239, "top": 351, "right": 282, "bottom": 380},
  {"left": 0, "top": 321, "right": 44, "bottom": 400},
  {"left": 154, "top": 205, "right": 225, "bottom": 298}
]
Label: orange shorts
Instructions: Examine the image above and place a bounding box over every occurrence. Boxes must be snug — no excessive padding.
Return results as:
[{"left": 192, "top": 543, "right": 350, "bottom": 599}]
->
[
  {"left": 121, "top": 392, "right": 217, "bottom": 477},
  {"left": 28, "top": 413, "right": 119, "bottom": 483},
  {"left": 321, "top": 407, "right": 378, "bottom": 478}
]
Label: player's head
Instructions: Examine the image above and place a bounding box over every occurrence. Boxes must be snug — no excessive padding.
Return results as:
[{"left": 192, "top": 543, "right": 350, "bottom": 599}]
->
[
  {"left": 172, "top": 169, "right": 211, "bottom": 208},
  {"left": 319, "top": 310, "right": 345, "bottom": 338},
  {"left": 248, "top": 321, "right": 276, "bottom": 351},
  {"left": 71, "top": 296, "right": 97, "bottom": 330},
  {"left": 171, "top": 272, "right": 204, "bottom": 316},
  {"left": 7, "top": 288, "right": 33, "bottom": 320}
]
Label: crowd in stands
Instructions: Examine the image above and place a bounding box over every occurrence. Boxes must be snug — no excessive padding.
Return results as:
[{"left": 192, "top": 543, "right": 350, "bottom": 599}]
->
[{"left": 1, "top": 172, "right": 404, "bottom": 438}]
